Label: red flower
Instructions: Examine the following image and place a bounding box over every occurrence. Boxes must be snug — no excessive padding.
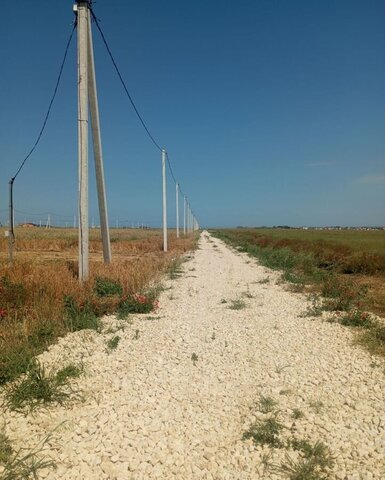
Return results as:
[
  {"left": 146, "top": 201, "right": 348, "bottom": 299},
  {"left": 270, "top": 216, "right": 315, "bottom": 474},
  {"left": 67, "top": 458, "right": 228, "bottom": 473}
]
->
[{"left": 0, "top": 308, "right": 7, "bottom": 319}]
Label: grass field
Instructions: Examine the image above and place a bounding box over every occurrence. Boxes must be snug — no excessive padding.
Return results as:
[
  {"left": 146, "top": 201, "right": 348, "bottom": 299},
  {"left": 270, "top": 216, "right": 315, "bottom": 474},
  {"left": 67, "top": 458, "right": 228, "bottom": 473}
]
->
[
  {"left": 0, "top": 227, "right": 197, "bottom": 385},
  {"left": 212, "top": 228, "right": 385, "bottom": 357}
]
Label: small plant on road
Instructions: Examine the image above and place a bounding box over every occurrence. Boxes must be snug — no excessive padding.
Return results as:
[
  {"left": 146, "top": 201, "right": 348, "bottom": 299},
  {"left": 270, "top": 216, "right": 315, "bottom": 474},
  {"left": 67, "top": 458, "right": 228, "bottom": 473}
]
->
[
  {"left": 292, "top": 408, "right": 305, "bottom": 420},
  {"left": 191, "top": 353, "right": 198, "bottom": 365},
  {"left": 276, "top": 440, "right": 334, "bottom": 479},
  {"left": 0, "top": 430, "right": 56, "bottom": 480},
  {"left": 106, "top": 335, "right": 121, "bottom": 352},
  {"left": 228, "top": 299, "right": 246, "bottom": 310},
  {"left": 134, "top": 329, "right": 140, "bottom": 340},
  {"left": 243, "top": 414, "right": 283, "bottom": 448},
  {"left": 258, "top": 395, "right": 278, "bottom": 414},
  {"left": 4, "top": 360, "right": 82, "bottom": 412}
]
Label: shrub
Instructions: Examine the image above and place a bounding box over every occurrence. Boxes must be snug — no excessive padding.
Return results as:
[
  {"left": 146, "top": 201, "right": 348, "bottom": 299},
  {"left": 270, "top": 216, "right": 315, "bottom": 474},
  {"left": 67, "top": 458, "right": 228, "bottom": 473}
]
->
[
  {"left": 243, "top": 416, "right": 283, "bottom": 448},
  {"left": 93, "top": 277, "right": 123, "bottom": 297},
  {"left": 117, "top": 293, "right": 159, "bottom": 319},
  {"left": 63, "top": 296, "right": 101, "bottom": 332},
  {"left": 4, "top": 360, "right": 81, "bottom": 412}
]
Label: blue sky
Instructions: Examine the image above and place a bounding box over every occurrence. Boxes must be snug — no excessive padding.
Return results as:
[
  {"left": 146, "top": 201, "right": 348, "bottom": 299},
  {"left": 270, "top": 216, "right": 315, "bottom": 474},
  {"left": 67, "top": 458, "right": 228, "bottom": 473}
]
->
[{"left": 1, "top": 0, "right": 384, "bottom": 228}]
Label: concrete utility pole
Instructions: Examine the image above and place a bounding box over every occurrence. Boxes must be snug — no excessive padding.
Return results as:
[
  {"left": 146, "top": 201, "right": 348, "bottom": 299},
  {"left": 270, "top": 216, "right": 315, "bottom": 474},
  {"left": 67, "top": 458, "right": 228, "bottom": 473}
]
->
[
  {"left": 8, "top": 180, "right": 14, "bottom": 263},
  {"left": 76, "top": 0, "right": 112, "bottom": 281},
  {"left": 87, "top": 11, "right": 111, "bottom": 263},
  {"left": 162, "top": 149, "right": 168, "bottom": 252},
  {"left": 176, "top": 183, "right": 180, "bottom": 238},
  {"left": 183, "top": 195, "right": 187, "bottom": 235},
  {"left": 77, "top": 0, "right": 89, "bottom": 281}
]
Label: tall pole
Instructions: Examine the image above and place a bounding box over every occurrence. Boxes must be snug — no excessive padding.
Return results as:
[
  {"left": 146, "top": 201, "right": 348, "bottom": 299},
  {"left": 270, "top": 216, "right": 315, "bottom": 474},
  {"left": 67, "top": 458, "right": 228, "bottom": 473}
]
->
[
  {"left": 8, "top": 180, "right": 14, "bottom": 263},
  {"left": 183, "top": 195, "right": 187, "bottom": 235},
  {"left": 77, "top": 1, "right": 89, "bottom": 281},
  {"left": 87, "top": 12, "right": 112, "bottom": 264},
  {"left": 162, "top": 149, "right": 168, "bottom": 252},
  {"left": 176, "top": 183, "right": 180, "bottom": 238}
]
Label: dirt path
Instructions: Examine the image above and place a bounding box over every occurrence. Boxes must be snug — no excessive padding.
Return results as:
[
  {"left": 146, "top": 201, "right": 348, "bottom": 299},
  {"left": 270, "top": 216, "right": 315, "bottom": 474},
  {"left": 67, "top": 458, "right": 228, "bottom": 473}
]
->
[{"left": 2, "top": 232, "right": 384, "bottom": 479}]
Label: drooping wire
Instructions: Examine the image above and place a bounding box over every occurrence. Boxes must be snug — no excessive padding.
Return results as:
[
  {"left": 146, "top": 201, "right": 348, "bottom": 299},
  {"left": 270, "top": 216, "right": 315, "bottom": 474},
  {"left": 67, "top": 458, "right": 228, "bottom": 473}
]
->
[
  {"left": 11, "top": 23, "right": 77, "bottom": 182},
  {"left": 90, "top": 7, "right": 198, "bottom": 222},
  {"left": 90, "top": 8, "right": 163, "bottom": 153}
]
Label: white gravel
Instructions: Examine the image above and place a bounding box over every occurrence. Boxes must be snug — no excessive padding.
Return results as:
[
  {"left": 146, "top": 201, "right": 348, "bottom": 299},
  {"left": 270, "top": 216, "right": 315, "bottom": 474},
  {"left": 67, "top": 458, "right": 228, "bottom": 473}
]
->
[{"left": 1, "top": 231, "right": 385, "bottom": 479}]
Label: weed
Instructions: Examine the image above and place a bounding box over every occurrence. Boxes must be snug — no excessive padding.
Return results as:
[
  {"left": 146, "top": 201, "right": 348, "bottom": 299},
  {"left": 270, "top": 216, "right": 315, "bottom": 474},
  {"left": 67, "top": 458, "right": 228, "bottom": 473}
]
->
[
  {"left": 211, "top": 331, "right": 216, "bottom": 341},
  {"left": 0, "top": 432, "right": 13, "bottom": 464},
  {"left": 228, "top": 299, "right": 246, "bottom": 310},
  {"left": 64, "top": 296, "right": 101, "bottom": 332},
  {"left": 55, "top": 364, "right": 82, "bottom": 385},
  {"left": 224, "top": 341, "right": 228, "bottom": 348},
  {"left": 220, "top": 299, "right": 227, "bottom": 304},
  {"left": 0, "top": 432, "right": 56, "bottom": 480},
  {"left": 243, "top": 415, "right": 283, "bottom": 448},
  {"left": 358, "top": 323, "right": 385, "bottom": 357},
  {"left": 275, "top": 364, "right": 291, "bottom": 374},
  {"left": 258, "top": 395, "right": 278, "bottom": 414},
  {"left": 279, "top": 389, "right": 292, "bottom": 396},
  {"left": 167, "top": 259, "right": 183, "bottom": 280},
  {"left": 145, "top": 316, "right": 161, "bottom": 321},
  {"left": 302, "top": 296, "right": 324, "bottom": 317},
  {"left": 309, "top": 400, "right": 324, "bottom": 414},
  {"left": 4, "top": 360, "right": 81, "bottom": 412},
  {"left": 242, "top": 288, "right": 254, "bottom": 299},
  {"left": 277, "top": 440, "right": 334, "bottom": 479},
  {"left": 292, "top": 409, "right": 305, "bottom": 419},
  {"left": 191, "top": 353, "right": 198, "bottom": 365},
  {"left": 117, "top": 292, "right": 158, "bottom": 318},
  {"left": 106, "top": 335, "right": 121, "bottom": 352},
  {"left": 93, "top": 277, "right": 123, "bottom": 297},
  {"left": 134, "top": 330, "right": 140, "bottom": 340},
  {"left": 260, "top": 450, "right": 274, "bottom": 475},
  {"left": 336, "top": 309, "right": 374, "bottom": 328}
]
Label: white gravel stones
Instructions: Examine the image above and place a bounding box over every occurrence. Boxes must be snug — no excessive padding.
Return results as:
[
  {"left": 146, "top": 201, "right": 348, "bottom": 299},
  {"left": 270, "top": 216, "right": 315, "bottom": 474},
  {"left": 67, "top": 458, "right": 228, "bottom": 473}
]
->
[{"left": 1, "top": 231, "right": 385, "bottom": 479}]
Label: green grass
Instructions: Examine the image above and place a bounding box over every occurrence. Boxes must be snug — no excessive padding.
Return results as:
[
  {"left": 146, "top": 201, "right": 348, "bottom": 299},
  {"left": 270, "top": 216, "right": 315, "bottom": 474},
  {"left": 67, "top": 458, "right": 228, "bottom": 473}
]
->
[
  {"left": 212, "top": 228, "right": 385, "bottom": 358},
  {"left": 277, "top": 440, "right": 334, "bottom": 480},
  {"left": 63, "top": 296, "right": 101, "bottom": 332},
  {"left": 94, "top": 277, "right": 123, "bottom": 297},
  {"left": 106, "top": 335, "right": 121, "bottom": 352},
  {"left": 258, "top": 395, "right": 278, "bottom": 414},
  {"left": 0, "top": 431, "right": 56, "bottom": 480},
  {"left": 167, "top": 258, "right": 184, "bottom": 279},
  {"left": 243, "top": 415, "right": 283, "bottom": 448},
  {"left": 228, "top": 299, "right": 246, "bottom": 310},
  {"left": 4, "top": 360, "right": 82, "bottom": 412}
]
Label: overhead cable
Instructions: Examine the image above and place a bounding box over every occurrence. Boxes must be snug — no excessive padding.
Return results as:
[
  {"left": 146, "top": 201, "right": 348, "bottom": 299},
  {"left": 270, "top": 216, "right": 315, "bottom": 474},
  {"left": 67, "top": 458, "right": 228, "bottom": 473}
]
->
[{"left": 11, "top": 23, "right": 77, "bottom": 182}]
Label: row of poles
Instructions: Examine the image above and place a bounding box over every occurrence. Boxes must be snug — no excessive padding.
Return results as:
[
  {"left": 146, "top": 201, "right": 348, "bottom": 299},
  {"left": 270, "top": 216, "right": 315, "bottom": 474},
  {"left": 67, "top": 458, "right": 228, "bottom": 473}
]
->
[
  {"left": 161, "top": 149, "right": 199, "bottom": 254},
  {"left": 7, "top": 0, "right": 200, "bottom": 282}
]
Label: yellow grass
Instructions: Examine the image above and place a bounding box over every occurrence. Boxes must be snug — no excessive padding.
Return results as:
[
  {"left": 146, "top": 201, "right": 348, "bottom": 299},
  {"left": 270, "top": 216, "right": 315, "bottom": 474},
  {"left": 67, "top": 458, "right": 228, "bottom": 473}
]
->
[{"left": 0, "top": 228, "right": 198, "bottom": 384}]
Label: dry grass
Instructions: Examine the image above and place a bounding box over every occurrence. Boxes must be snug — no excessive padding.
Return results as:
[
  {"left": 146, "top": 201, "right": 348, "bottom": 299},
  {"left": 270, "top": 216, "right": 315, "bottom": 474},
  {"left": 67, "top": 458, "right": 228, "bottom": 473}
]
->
[{"left": 0, "top": 228, "right": 198, "bottom": 385}]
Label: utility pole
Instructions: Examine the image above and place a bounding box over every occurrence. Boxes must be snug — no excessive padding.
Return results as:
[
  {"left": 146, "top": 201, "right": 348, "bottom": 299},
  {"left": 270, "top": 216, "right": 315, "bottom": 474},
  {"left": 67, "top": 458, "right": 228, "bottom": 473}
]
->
[
  {"left": 162, "top": 149, "right": 167, "bottom": 252},
  {"left": 75, "top": 0, "right": 112, "bottom": 281},
  {"left": 87, "top": 10, "right": 111, "bottom": 263},
  {"left": 77, "top": 0, "right": 89, "bottom": 281},
  {"left": 176, "top": 183, "right": 180, "bottom": 238},
  {"left": 183, "top": 195, "right": 187, "bottom": 235},
  {"left": 8, "top": 180, "right": 14, "bottom": 263}
]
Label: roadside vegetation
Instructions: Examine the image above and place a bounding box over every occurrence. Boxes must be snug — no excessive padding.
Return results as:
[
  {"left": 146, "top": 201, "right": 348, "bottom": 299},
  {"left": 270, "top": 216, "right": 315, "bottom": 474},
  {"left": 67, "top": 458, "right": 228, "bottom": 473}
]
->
[
  {"left": 243, "top": 395, "right": 335, "bottom": 479},
  {"left": 212, "top": 228, "right": 385, "bottom": 357},
  {"left": 0, "top": 228, "right": 198, "bottom": 387}
]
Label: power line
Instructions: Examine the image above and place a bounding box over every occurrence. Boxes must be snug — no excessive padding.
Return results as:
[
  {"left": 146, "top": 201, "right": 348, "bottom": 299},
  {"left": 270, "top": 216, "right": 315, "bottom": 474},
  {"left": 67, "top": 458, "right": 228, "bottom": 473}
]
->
[
  {"left": 11, "top": 23, "right": 77, "bottom": 182},
  {"left": 90, "top": 8, "right": 163, "bottom": 153},
  {"left": 89, "top": 6, "right": 199, "bottom": 221}
]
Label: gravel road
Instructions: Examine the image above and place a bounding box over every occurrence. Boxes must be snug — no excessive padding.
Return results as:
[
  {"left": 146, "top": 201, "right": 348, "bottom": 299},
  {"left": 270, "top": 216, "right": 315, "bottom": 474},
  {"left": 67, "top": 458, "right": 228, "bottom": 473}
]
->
[{"left": 2, "top": 232, "right": 385, "bottom": 479}]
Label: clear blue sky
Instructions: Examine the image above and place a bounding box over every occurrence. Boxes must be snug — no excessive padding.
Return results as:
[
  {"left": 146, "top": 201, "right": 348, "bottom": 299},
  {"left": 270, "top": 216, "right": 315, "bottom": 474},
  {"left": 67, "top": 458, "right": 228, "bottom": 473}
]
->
[{"left": 1, "top": 0, "right": 384, "bottom": 228}]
